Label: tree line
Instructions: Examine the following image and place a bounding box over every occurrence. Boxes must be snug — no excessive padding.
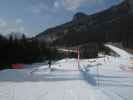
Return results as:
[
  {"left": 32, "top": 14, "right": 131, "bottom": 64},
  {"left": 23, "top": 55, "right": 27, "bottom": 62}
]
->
[{"left": 0, "top": 34, "right": 58, "bottom": 69}]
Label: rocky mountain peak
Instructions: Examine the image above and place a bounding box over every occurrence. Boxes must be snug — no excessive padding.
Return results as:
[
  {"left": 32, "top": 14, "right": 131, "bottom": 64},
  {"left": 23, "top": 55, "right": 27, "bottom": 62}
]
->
[{"left": 73, "top": 12, "right": 88, "bottom": 21}]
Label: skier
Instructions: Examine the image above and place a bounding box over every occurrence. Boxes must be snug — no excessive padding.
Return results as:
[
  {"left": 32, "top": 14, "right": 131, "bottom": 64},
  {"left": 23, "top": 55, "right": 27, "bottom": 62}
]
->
[{"left": 48, "top": 58, "right": 52, "bottom": 69}]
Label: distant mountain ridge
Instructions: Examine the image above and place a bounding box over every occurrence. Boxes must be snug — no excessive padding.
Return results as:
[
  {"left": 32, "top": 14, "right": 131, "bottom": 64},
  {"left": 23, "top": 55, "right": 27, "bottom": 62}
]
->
[{"left": 35, "top": 0, "right": 133, "bottom": 47}]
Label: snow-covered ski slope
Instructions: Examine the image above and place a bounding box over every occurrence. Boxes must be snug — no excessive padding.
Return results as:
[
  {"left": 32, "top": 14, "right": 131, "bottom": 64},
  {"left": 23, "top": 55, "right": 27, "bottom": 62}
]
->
[
  {"left": 0, "top": 59, "right": 110, "bottom": 100},
  {"left": 105, "top": 44, "right": 132, "bottom": 58},
  {"left": 0, "top": 44, "right": 133, "bottom": 100}
]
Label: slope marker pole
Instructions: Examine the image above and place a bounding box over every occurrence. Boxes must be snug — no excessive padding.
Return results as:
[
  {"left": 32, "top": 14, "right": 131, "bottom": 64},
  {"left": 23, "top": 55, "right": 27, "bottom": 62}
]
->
[
  {"left": 97, "top": 63, "right": 102, "bottom": 88},
  {"left": 77, "top": 48, "right": 80, "bottom": 68}
]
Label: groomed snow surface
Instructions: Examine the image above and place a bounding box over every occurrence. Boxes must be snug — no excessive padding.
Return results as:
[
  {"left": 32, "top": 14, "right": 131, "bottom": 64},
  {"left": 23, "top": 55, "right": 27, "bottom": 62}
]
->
[{"left": 0, "top": 44, "right": 133, "bottom": 100}]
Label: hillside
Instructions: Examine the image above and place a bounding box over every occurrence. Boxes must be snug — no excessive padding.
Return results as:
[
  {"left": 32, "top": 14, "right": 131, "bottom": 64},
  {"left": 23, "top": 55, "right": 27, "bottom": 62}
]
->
[{"left": 35, "top": 0, "right": 133, "bottom": 48}]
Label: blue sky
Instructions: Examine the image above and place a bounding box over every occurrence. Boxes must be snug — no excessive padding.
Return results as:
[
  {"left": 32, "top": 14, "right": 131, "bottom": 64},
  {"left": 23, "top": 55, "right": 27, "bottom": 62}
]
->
[{"left": 0, "top": 0, "right": 123, "bottom": 37}]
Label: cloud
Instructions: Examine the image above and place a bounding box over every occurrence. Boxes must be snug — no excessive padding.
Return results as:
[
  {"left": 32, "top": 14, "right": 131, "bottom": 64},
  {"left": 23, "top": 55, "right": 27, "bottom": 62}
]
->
[
  {"left": 0, "top": 18, "right": 7, "bottom": 27},
  {"left": 62, "top": 0, "right": 85, "bottom": 11},
  {"left": 16, "top": 18, "right": 23, "bottom": 24},
  {"left": 30, "top": 0, "right": 118, "bottom": 15},
  {"left": 62, "top": 0, "right": 103, "bottom": 11},
  {"left": 0, "top": 18, "right": 26, "bottom": 36},
  {"left": 32, "top": 7, "right": 41, "bottom": 14},
  {"left": 0, "top": 26, "right": 25, "bottom": 34},
  {"left": 31, "top": 3, "right": 45, "bottom": 14},
  {"left": 19, "top": 26, "right": 25, "bottom": 32},
  {"left": 31, "top": 2, "right": 56, "bottom": 14},
  {"left": 30, "top": 0, "right": 102, "bottom": 13},
  {"left": 54, "top": 1, "right": 60, "bottom": 8}
]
